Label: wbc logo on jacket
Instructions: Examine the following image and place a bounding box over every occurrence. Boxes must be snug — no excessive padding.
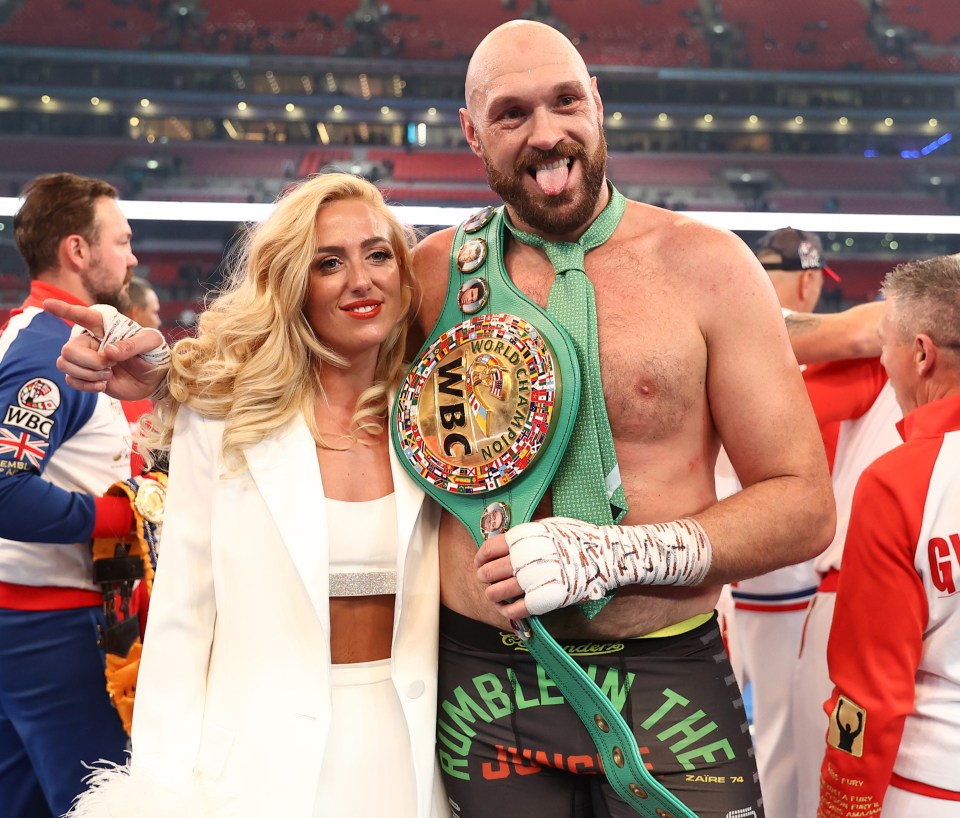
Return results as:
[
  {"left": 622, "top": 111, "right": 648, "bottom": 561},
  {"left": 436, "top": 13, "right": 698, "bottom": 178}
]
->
[
  {"left": 3, "top": 378, "right": 61, "bottom": 439},
  {"left": 19, "top": 377, "right": 61, "bottom": 414}
]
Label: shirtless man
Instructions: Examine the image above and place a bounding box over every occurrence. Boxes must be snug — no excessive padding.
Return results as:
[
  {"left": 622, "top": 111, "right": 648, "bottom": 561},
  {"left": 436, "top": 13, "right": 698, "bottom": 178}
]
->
[
  {"left": 50, "top": 21, "right": 833, "bottom": 818},
  {"left": 455, "top": 26, "right": 832, "bottom": 630}
]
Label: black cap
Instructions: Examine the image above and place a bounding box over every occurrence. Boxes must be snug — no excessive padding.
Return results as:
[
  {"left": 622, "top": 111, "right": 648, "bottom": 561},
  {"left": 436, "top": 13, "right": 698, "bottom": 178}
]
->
[{"left": 755, "top": 227, "right": 840, "bottom": 282}]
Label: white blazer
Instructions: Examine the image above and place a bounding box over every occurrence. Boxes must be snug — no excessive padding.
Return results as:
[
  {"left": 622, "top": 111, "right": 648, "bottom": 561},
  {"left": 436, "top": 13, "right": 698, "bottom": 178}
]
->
[{"left": 126, "top": 406, "right": 445, "bottom": 818}]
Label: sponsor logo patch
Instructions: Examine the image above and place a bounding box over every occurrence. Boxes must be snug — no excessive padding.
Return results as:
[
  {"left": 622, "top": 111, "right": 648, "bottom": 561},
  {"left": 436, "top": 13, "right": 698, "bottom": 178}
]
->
[
  {"left": 17, "top": 378, "right": 61, "bottom": 415},
  {"left": 827, "top": 695, "right": 866, "bottom": 757}
]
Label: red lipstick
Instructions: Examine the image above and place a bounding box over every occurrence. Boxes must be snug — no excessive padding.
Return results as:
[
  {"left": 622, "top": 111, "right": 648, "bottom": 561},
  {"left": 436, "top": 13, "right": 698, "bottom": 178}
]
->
[{"left": 341, "top": 299, "right": 382, "bottom": 320}]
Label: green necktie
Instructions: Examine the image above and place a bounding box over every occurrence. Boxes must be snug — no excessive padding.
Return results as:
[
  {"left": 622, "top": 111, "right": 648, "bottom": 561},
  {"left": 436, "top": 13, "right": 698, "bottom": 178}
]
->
[{"left": 504, "top": 185, "right": 628, "bottom": 616}]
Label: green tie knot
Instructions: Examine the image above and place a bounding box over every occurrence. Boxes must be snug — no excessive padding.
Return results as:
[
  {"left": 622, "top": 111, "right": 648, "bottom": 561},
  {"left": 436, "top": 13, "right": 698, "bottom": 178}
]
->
[{"left": 543, "top": 242, "right": 586, "bottom": 277}]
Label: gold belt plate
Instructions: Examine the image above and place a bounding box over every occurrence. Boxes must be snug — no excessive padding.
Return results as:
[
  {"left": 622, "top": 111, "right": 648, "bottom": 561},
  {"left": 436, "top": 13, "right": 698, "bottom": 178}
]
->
[{"left": 396, "top": 313, "right": 560, "bottom": 494}]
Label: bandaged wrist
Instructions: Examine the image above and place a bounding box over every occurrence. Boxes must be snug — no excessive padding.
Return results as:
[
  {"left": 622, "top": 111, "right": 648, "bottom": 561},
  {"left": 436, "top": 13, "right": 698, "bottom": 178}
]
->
[
  {"left": 505, "top": 517, "right": 713, "bottom": 616},
  {"left": 72, "top": 304, "right": 172, "bottom": 366}
]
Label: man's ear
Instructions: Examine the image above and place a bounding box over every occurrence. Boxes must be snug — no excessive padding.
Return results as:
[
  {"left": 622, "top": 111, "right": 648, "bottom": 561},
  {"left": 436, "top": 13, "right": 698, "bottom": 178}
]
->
[
  {"left": 799, "top": 269, "right": 818, "bottom": 303},
  {"left": 460, "top": 108, "right": 483, "bottom": 159},
  {"left": 59, "top": 233, "right": 88, "bottom": 271},
  {"left": 591, "top": 76, "right": 603, "bottom": 120},
  {"left": 915, "top": 334, "right": 937, "bottom": 377}
]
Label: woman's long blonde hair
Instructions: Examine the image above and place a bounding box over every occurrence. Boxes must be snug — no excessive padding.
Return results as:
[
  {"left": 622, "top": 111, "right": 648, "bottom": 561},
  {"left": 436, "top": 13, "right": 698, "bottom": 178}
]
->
[{"left": 141, "top": 173, "right": 418, "bottom": 470}]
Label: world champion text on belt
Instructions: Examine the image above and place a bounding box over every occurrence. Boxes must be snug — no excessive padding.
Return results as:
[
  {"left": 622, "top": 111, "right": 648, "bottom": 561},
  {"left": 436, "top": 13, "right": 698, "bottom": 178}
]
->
[{"left": 395, "top": 313, "right": 560, "bottom": 495}]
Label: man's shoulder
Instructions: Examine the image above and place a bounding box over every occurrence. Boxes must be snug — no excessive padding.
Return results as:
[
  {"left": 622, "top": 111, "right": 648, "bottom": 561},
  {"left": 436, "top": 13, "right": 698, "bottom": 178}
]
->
[
  {"left": 620, "top": 199, "right": 746, "bottom": 254},
  {"left": 0, "top": 311, "right": 96, "bottom": 450},
  {"left": 617, "top": 199, "right": 758, "bottom": 290},
  {"left": 857, "top": 437, "right": 919, "bottom": 498},
  {"left": 0, "top": 309, "right": 71, "bottom": 371},
  {"left": 805, "top": 357, "right": 886, "bottom": 387},
  {"left": 2, "top": 306, "right": 69, "bottom": 339},
  {"left": 412, "top": 226, "right": 457, "bottom": 277}
]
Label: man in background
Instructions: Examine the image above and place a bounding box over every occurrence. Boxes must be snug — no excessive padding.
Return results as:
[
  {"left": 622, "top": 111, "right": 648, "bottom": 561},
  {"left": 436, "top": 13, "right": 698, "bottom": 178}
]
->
[
  {"left": 123, "top": 275, "right": 161, "bottom": 331},
  {"left": 793, "top": 347, "right": 901, "bottom": 817},
  {"left": 721, "top": 226, "right": 839, "bottom": 818},
  {"left": 0, "top": 173, "right": 139, "bottom": 818},
  {"left": 120, "top": 276, "right": 163, "bottom": 474},
  {"left": 819, "top": 255, "right": 960, "bottom": 815}
]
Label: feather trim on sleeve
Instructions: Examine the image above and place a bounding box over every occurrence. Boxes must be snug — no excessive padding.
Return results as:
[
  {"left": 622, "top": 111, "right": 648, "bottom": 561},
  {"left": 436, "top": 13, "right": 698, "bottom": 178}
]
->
[{"left": 65, "top": 761, "right": 213, "bottom": 818}]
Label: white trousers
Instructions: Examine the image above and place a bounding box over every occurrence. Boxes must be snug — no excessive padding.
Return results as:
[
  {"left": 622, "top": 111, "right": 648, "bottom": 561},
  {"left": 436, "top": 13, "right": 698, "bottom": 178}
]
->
[
  {"left": 792, "top": 591, "right": 836, "bottom": 818},
  {"left": 726, "top": 604, "right": 809, "bottom": 818},
  {"left": 315, "top": 658, "right": 418, "bottom": 817},
  {"left": 882, "top": 785, "right": 960, "bottom": 817}
]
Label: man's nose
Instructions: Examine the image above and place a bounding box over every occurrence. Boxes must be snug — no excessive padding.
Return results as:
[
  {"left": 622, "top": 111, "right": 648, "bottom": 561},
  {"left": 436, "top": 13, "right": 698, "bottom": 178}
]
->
[{"left": 526, "top": 107, "right": 564, "bottom": 152}]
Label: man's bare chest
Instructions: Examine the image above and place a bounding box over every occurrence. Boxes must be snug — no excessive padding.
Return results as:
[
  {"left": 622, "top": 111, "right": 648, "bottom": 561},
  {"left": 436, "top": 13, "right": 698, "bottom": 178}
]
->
[{"left": 505, "top": 259, "right": 706, "bottom": 443}]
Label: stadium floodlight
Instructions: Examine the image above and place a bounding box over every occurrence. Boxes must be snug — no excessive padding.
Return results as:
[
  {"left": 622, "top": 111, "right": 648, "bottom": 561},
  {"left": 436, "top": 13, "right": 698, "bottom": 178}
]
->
[{"left": 2, "top": 198, "right": 960, "bottom": 234}]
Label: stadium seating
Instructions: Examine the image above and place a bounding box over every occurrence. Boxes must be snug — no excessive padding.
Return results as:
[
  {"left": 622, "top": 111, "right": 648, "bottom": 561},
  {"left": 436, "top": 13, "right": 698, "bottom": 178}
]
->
[
  {"left": 3, "top": 0, "right": 959, "bottom": 70},
  {"left": 886, "top": 0, "right": 958, "bottom": 46},
  {"left": 720, "top": 0, "right": 892, "bottom": 71}
]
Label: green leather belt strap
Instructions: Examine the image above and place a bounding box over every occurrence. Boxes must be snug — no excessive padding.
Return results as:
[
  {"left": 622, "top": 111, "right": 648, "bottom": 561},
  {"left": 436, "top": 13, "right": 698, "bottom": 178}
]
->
[
  {"left": 521, "top": 617, "right": 698, "bottom": 818},
  {"left": 392, "top": 206, "right": 698, "bottom": 818}
]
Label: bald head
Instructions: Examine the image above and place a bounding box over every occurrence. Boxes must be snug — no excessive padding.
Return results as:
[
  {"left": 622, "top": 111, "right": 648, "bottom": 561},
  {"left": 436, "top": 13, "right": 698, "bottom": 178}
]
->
[
  {"left": 460, "top": 20, "right": 607, "bottom": 240},
  {"left": 465, "top": 21, "right": 591, "bottom": 113}
]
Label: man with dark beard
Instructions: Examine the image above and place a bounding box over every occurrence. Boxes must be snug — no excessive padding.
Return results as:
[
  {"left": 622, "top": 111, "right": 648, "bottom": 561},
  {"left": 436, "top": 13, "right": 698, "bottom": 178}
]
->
[
  {"left": 414, "top": 20, "right": 833, "bottom": 818},
  {"left": 0, "top": 174, "right": 140, "bottom": 818},
  {"left": 48, "top": 22, "right": 833, "bottom": 818}
]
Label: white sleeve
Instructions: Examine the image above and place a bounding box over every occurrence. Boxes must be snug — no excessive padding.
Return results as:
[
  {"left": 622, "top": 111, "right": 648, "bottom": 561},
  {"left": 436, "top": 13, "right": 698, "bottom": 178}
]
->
[{"left": 130, "top": 405, "right": 218, "bottom": 779}]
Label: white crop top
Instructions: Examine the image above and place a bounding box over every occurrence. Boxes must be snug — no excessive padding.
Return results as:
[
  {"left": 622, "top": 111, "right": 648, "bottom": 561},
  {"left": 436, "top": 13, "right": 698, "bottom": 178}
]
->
[{"left": 326, "top": 494, "right": 398, "bottom": 596}]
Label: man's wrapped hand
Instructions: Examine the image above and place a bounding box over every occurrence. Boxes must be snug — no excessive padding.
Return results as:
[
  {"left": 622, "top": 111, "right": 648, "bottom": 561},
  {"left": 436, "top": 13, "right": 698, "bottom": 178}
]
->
[{"left": 478, "top": 516, "right": 713, "bottom": 618}]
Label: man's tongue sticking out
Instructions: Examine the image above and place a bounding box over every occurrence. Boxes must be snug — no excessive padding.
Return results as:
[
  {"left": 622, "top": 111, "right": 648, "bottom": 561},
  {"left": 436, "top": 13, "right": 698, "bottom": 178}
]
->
[{"left": 535, "top": 159, "right": 569, "bottom": 196}]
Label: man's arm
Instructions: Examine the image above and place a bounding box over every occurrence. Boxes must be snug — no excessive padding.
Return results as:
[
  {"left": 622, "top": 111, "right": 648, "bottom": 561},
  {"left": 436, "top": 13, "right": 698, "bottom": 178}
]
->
[
  {"left": 786, "top": 301, "right": 883, "bottom": 365},
  {"left": 44, "top": 299, "right": 169, "bottom": 400},
  {"left": 699, "top": 231, "right": 835, "bottom": 579},
  {"left": 0, "top": 315, "right": 133, "bottom": 541},
  {"left": 818, "top": 461, "right": 924, "bottom": 815}
]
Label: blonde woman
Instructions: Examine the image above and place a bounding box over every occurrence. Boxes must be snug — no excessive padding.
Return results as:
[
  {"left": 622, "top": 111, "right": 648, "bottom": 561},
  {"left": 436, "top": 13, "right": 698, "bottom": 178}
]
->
[{"left": 63, "top": 174, "right": 447, "bottom": 818}]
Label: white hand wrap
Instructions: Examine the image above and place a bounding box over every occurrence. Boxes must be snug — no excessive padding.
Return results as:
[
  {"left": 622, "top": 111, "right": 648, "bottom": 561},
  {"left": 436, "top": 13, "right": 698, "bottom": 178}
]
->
[
  {"left": 505, "top": 517, "right": 713, "bottom": 616},
  {"left": 71, "top": 304, "right": 172, "bottom": 366}
]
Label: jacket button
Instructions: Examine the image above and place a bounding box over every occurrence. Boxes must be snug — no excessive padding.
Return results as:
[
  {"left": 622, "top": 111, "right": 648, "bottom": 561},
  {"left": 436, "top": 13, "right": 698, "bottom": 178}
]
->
[{"left": 407, "top": 680, "right": 425, "bottom": 698}]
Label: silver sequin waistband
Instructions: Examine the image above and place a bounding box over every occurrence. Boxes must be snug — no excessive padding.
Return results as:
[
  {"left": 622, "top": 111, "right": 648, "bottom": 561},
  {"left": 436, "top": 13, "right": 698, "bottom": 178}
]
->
[{"left": 329, "top": 570, "right": 397, "bottom": 597}]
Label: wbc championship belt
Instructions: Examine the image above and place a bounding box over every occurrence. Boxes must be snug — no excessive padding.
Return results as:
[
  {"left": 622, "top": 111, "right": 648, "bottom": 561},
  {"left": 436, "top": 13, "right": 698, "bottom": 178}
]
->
[
  {"left": 394, "top": 213, "right": 580, "bottom": 546},
  {"left": 392, "top": 207, "right": 698, "bottom": 818}
]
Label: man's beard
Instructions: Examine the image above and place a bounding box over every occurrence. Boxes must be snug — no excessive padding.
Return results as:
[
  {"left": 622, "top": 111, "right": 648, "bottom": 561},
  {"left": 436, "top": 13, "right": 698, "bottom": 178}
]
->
[
  {"left": 482, "top": 132, "right": 608, "bottom": 237},
  {"left": 82, "top": 260, "right": 129, "bottom": 311}
]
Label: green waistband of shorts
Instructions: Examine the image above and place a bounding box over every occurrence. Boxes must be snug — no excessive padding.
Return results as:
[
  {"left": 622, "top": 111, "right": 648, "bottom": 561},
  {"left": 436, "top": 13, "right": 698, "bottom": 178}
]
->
[{"left": 635, "top": 612, "right": 713, "bottom": 639}]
